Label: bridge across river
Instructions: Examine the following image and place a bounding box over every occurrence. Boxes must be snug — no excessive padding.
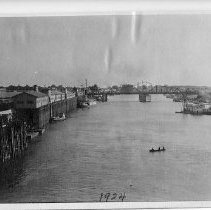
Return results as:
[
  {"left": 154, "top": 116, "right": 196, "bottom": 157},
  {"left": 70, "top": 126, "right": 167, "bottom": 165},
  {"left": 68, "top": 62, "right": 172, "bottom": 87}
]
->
[
  {"left": 87, "top": 85, "right": 199, "bottom": 103},
  {"left": 107, "top": 91, "right": 198, "bottom": 95},
  {"left": 106, "top": 88, "right": 199, "bottom": 95},
  {"left": 105, "top": 89, "right": 199, "bottom": 95},
  {"left": 88, "top": 89, "right": 198, "bottom": 103}
]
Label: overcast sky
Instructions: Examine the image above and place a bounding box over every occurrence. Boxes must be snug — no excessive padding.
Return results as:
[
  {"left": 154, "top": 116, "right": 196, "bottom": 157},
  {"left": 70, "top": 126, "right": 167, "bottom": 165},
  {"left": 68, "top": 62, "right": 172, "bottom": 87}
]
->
[{"left": 0, "top": 15, "right": 211, "bottom": 87}]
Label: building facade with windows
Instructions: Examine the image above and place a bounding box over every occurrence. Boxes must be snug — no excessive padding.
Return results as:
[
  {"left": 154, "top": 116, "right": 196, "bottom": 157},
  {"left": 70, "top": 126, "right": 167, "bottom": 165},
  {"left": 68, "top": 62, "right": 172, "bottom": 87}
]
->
[
  {"left": 12, "top": 87, "right": 77, "bottom": 129},
  {"left": 0, "top": 90, "right": 20, "bottom": 111},
  {"left": 13, "top": 91, "right": 50, "bottom": 129}
]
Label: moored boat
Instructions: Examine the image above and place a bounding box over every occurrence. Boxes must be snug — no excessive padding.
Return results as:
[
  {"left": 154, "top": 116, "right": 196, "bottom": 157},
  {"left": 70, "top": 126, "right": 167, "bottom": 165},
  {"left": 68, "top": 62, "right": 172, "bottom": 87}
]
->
[
  {"left": 82, "top": 102, "right": 89, "bottom": 108},
  {"left": 52, "top": 113, "right": 66, "bottom": 121},
  {"left": 88, "top": 100, "right": 97, "bottom": 106}
]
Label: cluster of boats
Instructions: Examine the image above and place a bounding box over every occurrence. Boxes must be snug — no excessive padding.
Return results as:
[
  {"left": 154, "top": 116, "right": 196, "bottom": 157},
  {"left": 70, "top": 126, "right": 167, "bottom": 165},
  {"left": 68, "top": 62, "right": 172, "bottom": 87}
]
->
[
  {"left": 51, "top": 100, "right": 97, "bottom": 121},
  {"left": 78, "top": 99, "right": 97, "bottom": 108}
]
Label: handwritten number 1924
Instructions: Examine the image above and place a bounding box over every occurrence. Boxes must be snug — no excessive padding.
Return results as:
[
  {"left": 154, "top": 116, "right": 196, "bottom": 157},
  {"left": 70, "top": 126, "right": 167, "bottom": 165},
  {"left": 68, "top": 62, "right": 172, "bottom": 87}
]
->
[{"left": 99, "top": 192, "right": 126, "bottom": 202}]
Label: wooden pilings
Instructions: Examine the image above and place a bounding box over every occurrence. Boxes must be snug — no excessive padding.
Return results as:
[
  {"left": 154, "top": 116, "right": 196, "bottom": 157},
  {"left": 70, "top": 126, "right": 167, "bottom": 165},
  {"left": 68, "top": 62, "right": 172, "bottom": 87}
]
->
[
  {"left": 0, "top": 121, "right": 27, "bottom": 164},
  {"left": 0, "top": 98, "right": 78, "bottom": 166}
]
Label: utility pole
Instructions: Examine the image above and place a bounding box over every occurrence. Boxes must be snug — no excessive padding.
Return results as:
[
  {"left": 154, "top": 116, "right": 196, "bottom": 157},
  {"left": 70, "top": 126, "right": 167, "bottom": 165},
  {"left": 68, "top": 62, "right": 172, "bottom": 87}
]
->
[
  {"left": 85, "top": 79, "right": 88, "bottom": 90},
  {"left": 85, "top": 79, "right": 88, "bottom": 95}
]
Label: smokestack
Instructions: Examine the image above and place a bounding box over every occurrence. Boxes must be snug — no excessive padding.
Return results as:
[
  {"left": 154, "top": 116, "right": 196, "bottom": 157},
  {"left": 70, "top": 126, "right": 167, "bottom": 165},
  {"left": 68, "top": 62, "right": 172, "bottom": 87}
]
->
[
  {"left": 64, "top": 88, "right": 68, "bottom": 99},
  {"left": 34, "top": 85, "right": 39, "bottom": 92}
]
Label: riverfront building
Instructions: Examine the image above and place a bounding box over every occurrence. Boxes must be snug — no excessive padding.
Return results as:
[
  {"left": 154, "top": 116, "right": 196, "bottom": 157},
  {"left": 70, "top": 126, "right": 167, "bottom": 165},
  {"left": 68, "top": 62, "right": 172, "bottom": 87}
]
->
[
  {"left": 12, "top": 88, "right": 50, "bottom": 129},
  {"left": 46, "top": 88, "right": 77, "bottom": 119},
  {"left": 0, "top": 90, "right": 20, "bottom": 111},
  {"left": 0, "top": 85, "right": 77, "bottom": 129},
  {"left": 0, "top": 109, "right": 12, "bottom": 124},
  {"left": 0, "top": 86, "right": 77, "bottom": 164}
]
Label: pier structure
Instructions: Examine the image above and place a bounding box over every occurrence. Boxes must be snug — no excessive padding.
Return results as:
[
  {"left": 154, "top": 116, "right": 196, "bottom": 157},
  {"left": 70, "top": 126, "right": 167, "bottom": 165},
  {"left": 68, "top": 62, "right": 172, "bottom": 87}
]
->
[
  {"left": 47, "top": 88, "right": 77, "bottom": 119},
  {"left": 12, "top": 88, "right": 50, "bottom": 129},
  {"left": 0, "top": 120, "right": 28, "bottom": 163},
  {"left": 12, "top": 86, "right": 77, "bottom": 129},
  {"left": 0, "top": 86, "right": 77, "bottom": 165}
]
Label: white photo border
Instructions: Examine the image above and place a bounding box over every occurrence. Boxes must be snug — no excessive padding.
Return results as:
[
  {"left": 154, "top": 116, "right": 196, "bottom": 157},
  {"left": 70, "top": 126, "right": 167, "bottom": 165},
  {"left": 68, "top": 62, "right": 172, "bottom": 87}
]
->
[{"left": 0, "top": 0, "right": 211, "bottom": 209}]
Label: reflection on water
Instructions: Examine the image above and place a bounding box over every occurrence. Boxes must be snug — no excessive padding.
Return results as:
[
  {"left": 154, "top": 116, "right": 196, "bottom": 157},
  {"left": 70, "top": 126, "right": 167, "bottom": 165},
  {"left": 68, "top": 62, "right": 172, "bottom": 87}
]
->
[
  {"left": 0, "top": 94, "right": 211, "bottom": 202},
  {"left": 0, "top": 159, "right": 24, "bottom": 188}
]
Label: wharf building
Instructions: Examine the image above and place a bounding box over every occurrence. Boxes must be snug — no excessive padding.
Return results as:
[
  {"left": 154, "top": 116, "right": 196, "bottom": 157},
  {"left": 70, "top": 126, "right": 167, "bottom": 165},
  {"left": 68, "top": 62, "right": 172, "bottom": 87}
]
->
[
  {"left": 0, "top": 86, "right": 77, "bottom": 130},
  {"left": 0, "top": 87, "right": 77, "bottom": 164},
  {"left": 0, "top": 90, "right": 20, "bottom": 110},
  {"left": 12, "top": 88, "right": 50, "bottom": 129},
  {"left": 47, "top": 88, "right": 77, "bottom": 120},
  {"left": 0, "top": 90, "right": 20, "bottom": 124}
]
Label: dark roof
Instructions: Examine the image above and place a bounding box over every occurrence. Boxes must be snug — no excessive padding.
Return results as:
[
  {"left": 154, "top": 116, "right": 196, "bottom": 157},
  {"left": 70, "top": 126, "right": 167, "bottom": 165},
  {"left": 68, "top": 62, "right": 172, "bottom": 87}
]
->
[
  {"left": 13, "top": 91, "right": 48, "bottom": 98},
  {"left": 0, "top": 91, "right": 21, "bottom": 99},
  {"left": 24, "top": 91, "right": 48, "bottom": 98}
]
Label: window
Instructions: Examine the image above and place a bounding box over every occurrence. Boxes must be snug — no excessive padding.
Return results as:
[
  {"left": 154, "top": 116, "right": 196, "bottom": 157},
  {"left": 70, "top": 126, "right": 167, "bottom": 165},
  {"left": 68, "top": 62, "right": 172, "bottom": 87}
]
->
[{"left": 27, "top": 100, "right": 34, "bottom": 104}]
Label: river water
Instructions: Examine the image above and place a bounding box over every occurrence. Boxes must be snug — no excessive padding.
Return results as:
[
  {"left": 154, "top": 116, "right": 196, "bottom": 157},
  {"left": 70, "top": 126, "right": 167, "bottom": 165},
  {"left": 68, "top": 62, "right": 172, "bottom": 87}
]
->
[{"left": 0, "top": 94, "right": 211, "bottom": 202}]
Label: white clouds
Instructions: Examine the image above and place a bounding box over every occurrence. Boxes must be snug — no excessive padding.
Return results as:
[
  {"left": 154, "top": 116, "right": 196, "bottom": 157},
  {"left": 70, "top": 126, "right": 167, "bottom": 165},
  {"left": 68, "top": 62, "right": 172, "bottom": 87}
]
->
[
  {"left": 104, "top": 46, "right": 112, "bottom": 73},
  {"left": 0, "top": 15, "right": 211, "bottom": 86},
  {"left": 131, "top": 11, "right": 137, "bottom": 44},
  {"left": 111, "top": 17, "right": 118, "bottom": 40}
]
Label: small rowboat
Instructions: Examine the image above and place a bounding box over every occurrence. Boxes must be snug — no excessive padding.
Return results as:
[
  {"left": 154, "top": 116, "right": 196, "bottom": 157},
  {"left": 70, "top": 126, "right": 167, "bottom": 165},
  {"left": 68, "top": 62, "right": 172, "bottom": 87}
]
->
[
  {"left": 52, "top": 113, "right": 66, "bottom": 121},
  {"left": 82, "top": 102, "right": 89, "bottom": 108},
  {"left": 149, "top": 148, "right": 166, "bottom": 153}
]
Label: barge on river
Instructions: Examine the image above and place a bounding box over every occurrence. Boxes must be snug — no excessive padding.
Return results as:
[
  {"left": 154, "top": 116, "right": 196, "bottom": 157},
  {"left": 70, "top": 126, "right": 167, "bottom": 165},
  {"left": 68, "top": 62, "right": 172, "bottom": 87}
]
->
[{"left": 178, "top": 102, "right": 211, "bottom": 115}]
